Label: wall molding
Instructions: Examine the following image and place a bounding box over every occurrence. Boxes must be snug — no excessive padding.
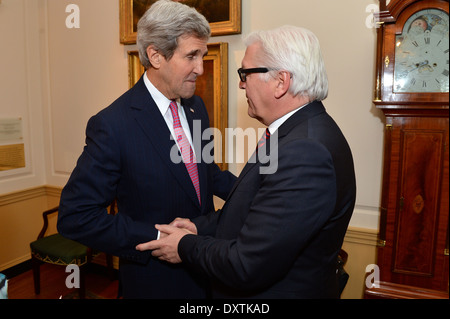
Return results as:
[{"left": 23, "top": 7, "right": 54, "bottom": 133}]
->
[
  {"left": 0, "top": 186, "right": 45, "bottom": 206},
  {"left": 344, "top": 226, "right": 378, "bottom": 247},
  {"left": 1, "top": 186, "right": 379, "bottom": 248},
  {"left": 0, "top": 185, "right": 61, "bottom": 206}
]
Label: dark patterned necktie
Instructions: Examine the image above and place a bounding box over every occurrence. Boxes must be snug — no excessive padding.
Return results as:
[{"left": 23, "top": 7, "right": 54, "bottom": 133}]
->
[{"left": 257, "top": 128, "right": 271, "bottom": 152}]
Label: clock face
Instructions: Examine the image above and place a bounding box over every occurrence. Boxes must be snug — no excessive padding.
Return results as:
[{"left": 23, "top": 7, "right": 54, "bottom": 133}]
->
[{"left": 394, "top": 8, "right": 449, "bottom": 93}]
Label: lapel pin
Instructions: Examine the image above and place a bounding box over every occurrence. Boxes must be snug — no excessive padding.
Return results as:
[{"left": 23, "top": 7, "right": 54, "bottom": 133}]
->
[{"left": 190, "top": 108, "right": 195, "bottom": 113}]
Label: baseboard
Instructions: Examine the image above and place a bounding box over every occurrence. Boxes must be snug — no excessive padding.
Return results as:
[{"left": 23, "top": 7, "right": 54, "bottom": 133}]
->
[
  {"left": 1, "top": 259, "right": 33, "bottom": 279},
  {"left": 0, "top": 255, "right": 31, "bottom": 274}
]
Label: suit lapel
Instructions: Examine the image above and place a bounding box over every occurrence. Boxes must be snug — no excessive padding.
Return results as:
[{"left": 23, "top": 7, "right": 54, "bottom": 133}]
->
[
  {"left": 224, "top": 101, "right": 327, "bottom": 202},
  {"left": 224, "top": 131, "right": 276, "bottom": 202},
  {"left": 130, "top": 77, "right": 201, "bottom": 208},
  {"left": 224, "top": 160, "right": 259, "bottom": 203},
  {"left": 276, "top": 101, "right": 326, "bottom": 139}
]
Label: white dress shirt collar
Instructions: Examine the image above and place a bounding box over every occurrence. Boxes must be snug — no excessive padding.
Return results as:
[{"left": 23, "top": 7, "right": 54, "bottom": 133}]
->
[
  {"left": 143, "top": 71, "right": 180, "bottom": 116},
  {"left": 142, "top": 71, "right": 195, "bottom": 151},
  {"left": 268, "top": 102, "right": 310, "bottom": 134}
]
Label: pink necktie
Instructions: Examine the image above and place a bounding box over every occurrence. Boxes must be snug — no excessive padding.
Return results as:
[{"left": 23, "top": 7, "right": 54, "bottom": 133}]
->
[{"left": 169, "top": 101, "right": 201, "bottom": 205}]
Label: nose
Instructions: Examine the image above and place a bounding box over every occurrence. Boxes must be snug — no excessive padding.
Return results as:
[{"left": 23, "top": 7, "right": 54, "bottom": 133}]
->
[
  {"left": 239, "top": 80, "right": 246, "bottom": 90},
  {"left": 194, "top": 59, "right": 204, "bottom": 76}
]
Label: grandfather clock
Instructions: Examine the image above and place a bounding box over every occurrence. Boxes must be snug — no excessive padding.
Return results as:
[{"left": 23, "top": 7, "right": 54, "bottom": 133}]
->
[{"left": 366, "top": 0, "right": 449, "bottom": 298}]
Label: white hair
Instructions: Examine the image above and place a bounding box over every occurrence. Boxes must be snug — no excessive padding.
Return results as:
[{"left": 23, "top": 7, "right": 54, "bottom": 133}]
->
[{"left": 244, "top": 25, "right": 328, "bottom": 101}]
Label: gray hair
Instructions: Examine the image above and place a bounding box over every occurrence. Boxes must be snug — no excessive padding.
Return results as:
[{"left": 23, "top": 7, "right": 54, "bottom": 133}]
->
[
  {"left": 137, "top": 0, "right": 211, "bottom": 69},
  {"left": 244, "top": 25, "right": 329, "bottom": 101}
]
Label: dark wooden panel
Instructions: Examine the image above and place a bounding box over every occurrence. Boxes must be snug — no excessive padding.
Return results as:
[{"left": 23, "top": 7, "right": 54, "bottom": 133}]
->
[{"left": 393, "top": 129, "right": 444, "bottom": 276}]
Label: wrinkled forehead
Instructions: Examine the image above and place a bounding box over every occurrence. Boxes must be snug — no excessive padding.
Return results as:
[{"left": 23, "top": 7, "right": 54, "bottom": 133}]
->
[{"left": 175, "top": 35, "right": 208, "bottom": 54}]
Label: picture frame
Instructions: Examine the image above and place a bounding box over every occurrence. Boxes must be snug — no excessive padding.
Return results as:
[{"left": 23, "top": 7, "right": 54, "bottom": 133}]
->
[
  {"left": 120, "top": 0, "right": 241, "bottom": 44},
  {"left": 127, "top": 42, "right": 229, "bottom": 170}
]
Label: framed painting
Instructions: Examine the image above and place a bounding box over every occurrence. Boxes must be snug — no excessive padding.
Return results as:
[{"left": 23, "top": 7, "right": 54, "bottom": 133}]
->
[
  {"left": 127, "top": 42, "right": 229, "bottom": 169},
  {"left": 120, "top": 0, "right": 241, "bottom": 44}
]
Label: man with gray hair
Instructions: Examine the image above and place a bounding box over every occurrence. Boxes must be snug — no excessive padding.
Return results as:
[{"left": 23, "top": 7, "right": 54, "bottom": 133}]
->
[
  {"left": 138, "top": 25, "right": 357, "bottom": 299},
  {"left": 58, "top": 0, "right": 236, "bottom": 299}
]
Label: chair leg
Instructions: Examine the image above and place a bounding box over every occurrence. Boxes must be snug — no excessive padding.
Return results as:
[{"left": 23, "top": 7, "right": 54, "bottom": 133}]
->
[
  {"left": 106, "top": 254, "right": 115, "bottom": 280},
  {"left": 79, "top": 264, "right": 86, "bottom": 299},
  {"left": 31, "top": 256, "right": 41, "bottom": 295}
]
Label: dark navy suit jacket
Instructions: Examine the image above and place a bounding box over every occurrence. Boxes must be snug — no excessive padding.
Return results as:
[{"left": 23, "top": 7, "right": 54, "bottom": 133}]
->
[
  {"left": 57, "top": 76, "right": 236, "bottom": 298},
  {"left": 179, "top": 101, "right": 357, "bottom": 298}
]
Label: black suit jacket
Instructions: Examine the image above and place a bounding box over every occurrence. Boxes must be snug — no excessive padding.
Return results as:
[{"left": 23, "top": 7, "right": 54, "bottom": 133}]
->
[
  {"left": 57, "top": 76, "right": 236, "bottom": 298},
  {"left": 179, "top": 101, "right": 356, "bottom": 298}
]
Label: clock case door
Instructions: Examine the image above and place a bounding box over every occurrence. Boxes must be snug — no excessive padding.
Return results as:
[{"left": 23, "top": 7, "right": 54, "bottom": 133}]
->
[{"left": 373, "top": 0, "right": 449, "bottom": 296}]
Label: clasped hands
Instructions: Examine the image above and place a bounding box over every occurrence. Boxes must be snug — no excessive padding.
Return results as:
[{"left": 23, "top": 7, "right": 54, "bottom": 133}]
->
[{"left": 135, "top": 218, "right": 196, "bottom": 264}]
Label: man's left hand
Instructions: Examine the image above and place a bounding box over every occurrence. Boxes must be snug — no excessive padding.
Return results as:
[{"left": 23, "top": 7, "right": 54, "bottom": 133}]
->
[{"left": 136, "top": 224, "right": 192, "bottom": 264}]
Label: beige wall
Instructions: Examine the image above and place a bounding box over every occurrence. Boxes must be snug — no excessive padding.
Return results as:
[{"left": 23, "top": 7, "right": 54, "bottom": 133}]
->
[
  {"left": 0, "top": 0, "right": 46, "bottom": 193},
  {"left": 0, "top": 186, "right": 60, "bottom": 270},
  {"left": 0, "top": 0, "right": 382, "bottom": 298}
]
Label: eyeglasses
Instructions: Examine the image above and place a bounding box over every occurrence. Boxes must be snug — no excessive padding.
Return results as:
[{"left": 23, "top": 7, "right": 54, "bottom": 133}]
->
[{"left": 237, "top": 67, "right": 270, "bottom": 82}]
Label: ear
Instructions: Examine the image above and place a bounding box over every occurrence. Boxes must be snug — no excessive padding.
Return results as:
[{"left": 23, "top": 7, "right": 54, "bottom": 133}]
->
[
  {"left": 146, "top": 46, "right": 162, "bottom": 69},
  {"left": 274, "top": 71, "right": 291, "bottom": 99}
]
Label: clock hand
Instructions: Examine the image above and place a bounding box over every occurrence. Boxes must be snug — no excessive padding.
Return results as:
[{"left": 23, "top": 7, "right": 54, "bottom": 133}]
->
[
  {"left": 419, "top": 64, "right": 434, "bottom": 73},
  {"left": 408, "top": 60, "right": 430, "bottom": 73}
]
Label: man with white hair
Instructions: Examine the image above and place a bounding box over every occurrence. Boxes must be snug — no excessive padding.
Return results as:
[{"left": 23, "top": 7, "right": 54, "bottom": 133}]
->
[{"left": 139, "top": 25, "right": 357, "bottom": 299}]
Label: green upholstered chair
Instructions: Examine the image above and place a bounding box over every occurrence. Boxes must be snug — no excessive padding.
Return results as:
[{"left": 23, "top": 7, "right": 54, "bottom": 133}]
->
[{"left": 30, "top": 202, "right": 116, "bottom": 299}]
